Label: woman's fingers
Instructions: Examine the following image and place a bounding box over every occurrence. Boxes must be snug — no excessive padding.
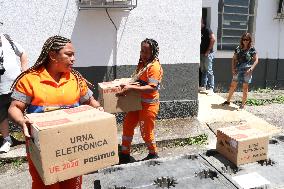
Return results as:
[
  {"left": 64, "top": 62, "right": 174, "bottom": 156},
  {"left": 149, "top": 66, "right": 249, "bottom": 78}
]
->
[
  {"left": 20, "top": 118, "right": 33, "bottom": 138},
  {"left": 22, "top": 123, "right": 31, "bottom": 138},
  {"left": 97, "top": 107, "right": 104, "bottom": 111}
]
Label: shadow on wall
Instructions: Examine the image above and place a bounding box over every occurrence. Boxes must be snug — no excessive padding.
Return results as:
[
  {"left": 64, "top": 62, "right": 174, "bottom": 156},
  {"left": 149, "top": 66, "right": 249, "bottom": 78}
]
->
[{"left": 71, "top": 9, "right": 129, "bottom": 97}]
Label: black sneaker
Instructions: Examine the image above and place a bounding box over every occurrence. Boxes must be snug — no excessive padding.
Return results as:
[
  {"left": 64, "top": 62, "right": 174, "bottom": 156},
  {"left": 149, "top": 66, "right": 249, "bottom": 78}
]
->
[
  {"left": 221, "top": 101, "right": 230, "bottom": 106},
  {"left": 119, "top": 153, "right": 136, "bottom": 164},
  {"left": 142, "top": 153, "right": 159, "bottom": 161}
]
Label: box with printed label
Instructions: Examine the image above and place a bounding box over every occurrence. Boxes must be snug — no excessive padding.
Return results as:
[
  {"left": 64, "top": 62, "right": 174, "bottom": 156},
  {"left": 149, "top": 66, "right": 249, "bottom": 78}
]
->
[
  {"left": 216, "top": 124, "right": 269, "bottom": 166},
  {"left": 98, "top": 78, "right": 142, "bottom": 113},
  {"left": 26, "top": 105, "right": 118, "bottom": 185}
]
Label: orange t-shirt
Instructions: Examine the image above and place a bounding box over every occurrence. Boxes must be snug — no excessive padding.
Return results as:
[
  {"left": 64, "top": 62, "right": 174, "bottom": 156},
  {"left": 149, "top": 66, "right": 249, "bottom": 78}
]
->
[
  {"left": 137, "top": 59, "right": 163, "bottom": 101},
  {"left": 11, "top": 66, "right": 92, "bottom": 113}
]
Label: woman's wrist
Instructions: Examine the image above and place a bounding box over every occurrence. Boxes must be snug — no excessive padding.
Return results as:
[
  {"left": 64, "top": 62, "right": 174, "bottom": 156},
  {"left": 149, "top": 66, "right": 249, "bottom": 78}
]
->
[{"left": 16, "top": 117, "right": 25, "bottom": 126}]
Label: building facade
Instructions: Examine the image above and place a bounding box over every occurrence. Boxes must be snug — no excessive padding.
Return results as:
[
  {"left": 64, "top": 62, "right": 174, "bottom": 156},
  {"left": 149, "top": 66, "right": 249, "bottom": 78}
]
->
[
  {"left": 0, "top": 0, "right": 202, "bottom": 118},
  {"left": 204, "top": 0, "right": 284, "bottom": 90}
]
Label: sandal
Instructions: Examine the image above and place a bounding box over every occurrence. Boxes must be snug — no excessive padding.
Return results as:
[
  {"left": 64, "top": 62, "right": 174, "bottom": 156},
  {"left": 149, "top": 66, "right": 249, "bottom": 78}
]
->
[
  {"left": 239, "top": 104, "right": 245, "bottom": 110},
  {"left": 221, "top": 101, "right": 230, "bottom": 106}
]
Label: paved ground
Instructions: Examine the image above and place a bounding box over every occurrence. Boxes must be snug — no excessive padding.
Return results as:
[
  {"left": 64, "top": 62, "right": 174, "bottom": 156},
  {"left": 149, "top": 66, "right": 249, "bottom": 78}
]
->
[{"left": 0, "top": 91, "right": 283, "bottom": 188}]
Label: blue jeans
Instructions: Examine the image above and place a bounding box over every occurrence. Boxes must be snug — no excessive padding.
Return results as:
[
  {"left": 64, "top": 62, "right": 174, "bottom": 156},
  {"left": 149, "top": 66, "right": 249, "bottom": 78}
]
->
[{"left": 200, "top": 52, "right": 215, "bottom": 89}]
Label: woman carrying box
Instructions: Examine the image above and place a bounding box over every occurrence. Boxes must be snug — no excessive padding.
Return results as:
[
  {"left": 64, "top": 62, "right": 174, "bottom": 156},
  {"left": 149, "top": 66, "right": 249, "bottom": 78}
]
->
[
  {"left": 8, "top": 36, "right": 102, "bottom": 189},
  {"left": 117, "top": 38, "right": 163, "bottom": 164}
]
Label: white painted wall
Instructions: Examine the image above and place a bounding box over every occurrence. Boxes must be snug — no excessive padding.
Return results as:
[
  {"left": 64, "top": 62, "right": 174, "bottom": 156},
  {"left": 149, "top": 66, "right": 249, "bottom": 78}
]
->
[
  {"left": 0, "top": 0, "right": 77, "bottom": 67},
  {"left": 202, "top": 0, "right": 218, "bottom": 51},
  {"left": 255, "top": 0, "right": 284, "bottom": 59},
  {"left": 0, "top": 0, "right": 201, "bottom": 68},
  {"left": 115, "top": 0, "right": 201, "bottom": 66}
]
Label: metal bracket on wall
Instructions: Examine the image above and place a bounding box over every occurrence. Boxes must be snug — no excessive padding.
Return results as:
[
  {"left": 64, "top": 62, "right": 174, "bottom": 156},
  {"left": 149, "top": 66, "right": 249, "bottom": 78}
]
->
[
  {"left": 274, "top": 13, "right": 284, "bottom": 20},
  {"left": 78, "top": 0, "right": 137, "bottom": 10}
]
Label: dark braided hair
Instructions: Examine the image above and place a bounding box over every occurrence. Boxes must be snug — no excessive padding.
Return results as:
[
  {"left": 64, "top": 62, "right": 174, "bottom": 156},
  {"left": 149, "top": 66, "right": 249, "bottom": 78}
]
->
[
  {"left": 141, "top": 38, "right": 159, "bottom": 62},
  {"left": 132, "top": 38, "right": 160, "bottom": 76},
  {"left": 11, "top": 35, "right": 94, "bottom": 91}
]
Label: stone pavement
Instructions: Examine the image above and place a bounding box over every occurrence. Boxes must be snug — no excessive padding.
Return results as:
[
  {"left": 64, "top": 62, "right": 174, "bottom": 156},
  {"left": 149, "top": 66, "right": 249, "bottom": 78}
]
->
[
  {"left": 1, "top": 92, "right": 283, "bottom": 189},
  {"left": 0, "top": 93, "right": 281, "bottom": 160}
]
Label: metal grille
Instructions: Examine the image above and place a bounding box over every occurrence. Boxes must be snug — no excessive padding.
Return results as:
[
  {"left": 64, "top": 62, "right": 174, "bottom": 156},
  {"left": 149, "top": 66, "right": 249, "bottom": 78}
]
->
[
  {"left": 217, "top": 0, "right": 256, "bottom": 50},
  {"left": 78, "top": 0, "right": 137, "bottom": 10}
]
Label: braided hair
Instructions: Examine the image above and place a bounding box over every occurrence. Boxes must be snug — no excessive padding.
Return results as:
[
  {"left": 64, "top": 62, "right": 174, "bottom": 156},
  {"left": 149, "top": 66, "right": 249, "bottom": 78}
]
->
[
  {"left": 11, "top": 35, "right": 94, "bottom": 91},
  {"left": 131, "top": 38, "right": 160, "bottom": 81},
  {"left": 142, "top": 38, "right": 159, "bottom": 62}
]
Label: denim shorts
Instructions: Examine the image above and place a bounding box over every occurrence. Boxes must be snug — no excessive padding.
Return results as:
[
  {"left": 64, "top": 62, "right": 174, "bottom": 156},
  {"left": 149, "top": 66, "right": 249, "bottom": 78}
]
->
[
  {"left": 0, "top": 93, "right": 12, "bottom": 123},
  {"left": 232, "top": 68, "right": 252, "bottom": 84}
]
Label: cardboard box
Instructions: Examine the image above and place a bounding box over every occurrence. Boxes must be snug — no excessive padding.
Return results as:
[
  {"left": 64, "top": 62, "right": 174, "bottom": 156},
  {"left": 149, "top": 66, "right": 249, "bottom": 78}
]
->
[
  {"left": 216, "top": 124, "right": 269, "bottom": 166},
  {"left": 98, "top": 78, "right": 142, "bottom": 113},
  {"left": 26, "top": 105, "right": 118, "bottom": 185}
]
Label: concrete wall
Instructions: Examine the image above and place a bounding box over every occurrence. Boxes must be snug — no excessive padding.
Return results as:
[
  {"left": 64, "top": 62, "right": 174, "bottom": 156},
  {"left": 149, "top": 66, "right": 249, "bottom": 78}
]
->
[
  {"left": 0, "top": 0, "right": 202, "bottom": 118},
  {"left": 255, "top": 0, "right": 284, "bottom": 59}
]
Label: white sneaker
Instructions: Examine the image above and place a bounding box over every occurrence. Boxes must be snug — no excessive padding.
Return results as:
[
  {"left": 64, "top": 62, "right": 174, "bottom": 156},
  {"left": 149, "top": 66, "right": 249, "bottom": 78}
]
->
[
  {"left": 207, "top": 88, "right": 214, "bottom": 96},
  {"left": 0, "top": 140, "right": 13, "bottom": 153},
  {"left": 199, "top": 87, "right": 206, "bottom": 92}
]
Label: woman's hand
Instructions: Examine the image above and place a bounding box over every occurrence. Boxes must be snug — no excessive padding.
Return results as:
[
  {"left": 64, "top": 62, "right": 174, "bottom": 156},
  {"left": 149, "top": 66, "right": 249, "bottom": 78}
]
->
[
  {"left": 116, "top": 84, "right": 132, "bottom": 97},
  {"left": 96, "top": 106, "right": 104, "bottom": 111},
  {"left": 18, "top": 118, "right": 33, "bottom": 138},
  {"left": 245, "top": 68, "right": 253, "bottom": 75}
]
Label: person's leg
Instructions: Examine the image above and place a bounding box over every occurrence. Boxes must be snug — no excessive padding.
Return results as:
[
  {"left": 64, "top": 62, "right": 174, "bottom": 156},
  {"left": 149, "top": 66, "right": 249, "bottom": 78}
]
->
[
  {"left": 200, "top": 55, "right": 209, "bottom": 90},
  {"left": 207, "top": 52, "right": 215, "bottom": 95},
  {"left": 226, "top": 81, "right": 238, "bottom": 103},
  {"left": 241, "top": 83, "right": 249, "bottom": 109},
  {"left": 0, "top": 118, "right": 9, "bottom": 138},
  {"left": 139, "top": 104, "right": 159, "bottom": 160},
  {"left": 239, "top": 70, "right": 252, "bottom": 109},
  {"left": 27, "top": 154, "right": 60, "bottom": 189},
  {"left": 0, "top": 94, "right": 13, "bottom": 152},
  {"left": 59, "top": 176, "right": 82, "bottom": 189},
  {"left": 121, "top": 111, "right": 139, "bottom": 155}
]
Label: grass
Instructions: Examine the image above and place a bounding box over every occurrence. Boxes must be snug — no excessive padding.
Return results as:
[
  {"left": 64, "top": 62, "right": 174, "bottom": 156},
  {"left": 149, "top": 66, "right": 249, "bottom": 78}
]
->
[
  {"left": 0, "top": 157, "right": 27, "bottom": 169},
  {"left": 234, "top": 95, "right": 284, "bottom": 106},
  {"left": 130, "top": 134, "right": 209, "bottom": 154},
  {"left": 254, "top": 87, "right": 273, "bottom": 93},
  {"left": 173, "top": 134, "right": 208, "bottom": 147},
  {"left": 11, "top": 158, "right": 25, "bottom": 168}
]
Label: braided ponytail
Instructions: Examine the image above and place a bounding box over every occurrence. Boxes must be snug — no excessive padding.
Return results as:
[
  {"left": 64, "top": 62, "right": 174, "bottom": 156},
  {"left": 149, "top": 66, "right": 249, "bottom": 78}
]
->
[
  {"left": 131, "top": 38, "right": 160, "bottom": 81},
  {"left": 11, "top": 35, "right": 94, "bottom": 90}
]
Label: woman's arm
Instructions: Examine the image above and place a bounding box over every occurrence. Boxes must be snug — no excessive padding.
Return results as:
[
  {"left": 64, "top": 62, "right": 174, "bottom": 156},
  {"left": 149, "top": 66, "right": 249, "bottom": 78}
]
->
[
  {"left": 250, "top": 53, "right": 259, "bottom": 71},
  {"left": 247, "top": 53, "right": 259, "bottom": 74},
  {"left": 231, "top": 54, "right": 237, "bottom": 75},
  {"left": 117, "top": 84, "right": 155, "bottom": 96},
  {"left": 83, "top": 96, "right": 104, "bottom": 111},
  {"left": 8, "top": 100, "right": 32, "bottom": 137},
  {"left": 20, "top": 52, "right": 28, "bottom": 72}
]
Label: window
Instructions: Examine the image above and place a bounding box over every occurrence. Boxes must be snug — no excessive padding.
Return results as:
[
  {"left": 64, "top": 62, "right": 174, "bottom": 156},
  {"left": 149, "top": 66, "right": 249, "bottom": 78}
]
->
[{"left": 217, "top": 0, "right": 256, "bottom": 50}]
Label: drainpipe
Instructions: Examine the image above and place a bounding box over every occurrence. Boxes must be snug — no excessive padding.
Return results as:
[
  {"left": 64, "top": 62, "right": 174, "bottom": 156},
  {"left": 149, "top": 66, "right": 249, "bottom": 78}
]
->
[
  {"left": 276, "top": 18, "right": 281, "bottom": 87},
  {"left": 106, "top": 9, "right": 118, "bottom": 80}
]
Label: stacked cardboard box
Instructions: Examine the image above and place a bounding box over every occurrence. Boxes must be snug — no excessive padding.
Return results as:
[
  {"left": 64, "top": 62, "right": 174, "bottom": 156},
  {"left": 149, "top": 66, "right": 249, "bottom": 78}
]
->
[
  {"left": 26, "top": 105, "right": 118, "bottom": 185},
  {"left": 98, "top": 78, "right": 142, "bottom": 113},
  {"left": 216, "top": 124, "right": 269, "bottom": 166}
]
